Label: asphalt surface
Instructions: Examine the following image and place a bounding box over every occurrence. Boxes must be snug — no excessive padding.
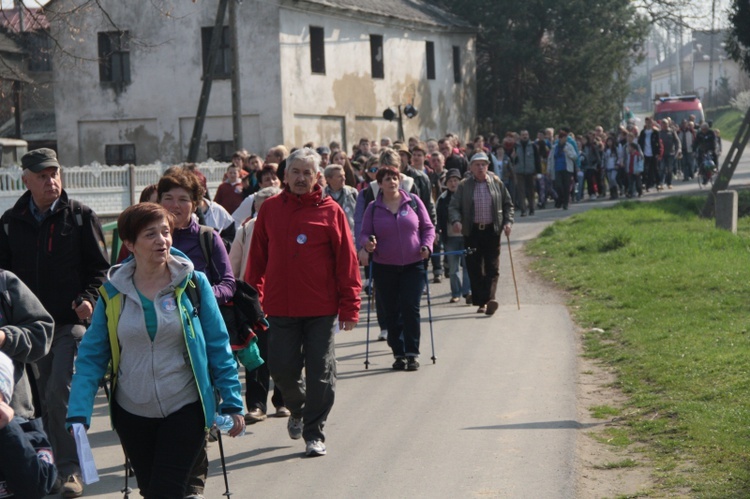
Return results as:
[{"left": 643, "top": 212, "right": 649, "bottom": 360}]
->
[{"left": 60, "top": 142, "right": 749, "bottom": 498}]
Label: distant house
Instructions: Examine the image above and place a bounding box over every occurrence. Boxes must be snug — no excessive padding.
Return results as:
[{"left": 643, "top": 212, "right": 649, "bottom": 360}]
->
[
  {"left": 0, "top": 7, "right": 55, "bottom": 150},
  {"left": 47, "top": 0, "right": 476, "bottom": 166},
  {"left": 650, "top": 29, "right": 743, "bottom": 106}
]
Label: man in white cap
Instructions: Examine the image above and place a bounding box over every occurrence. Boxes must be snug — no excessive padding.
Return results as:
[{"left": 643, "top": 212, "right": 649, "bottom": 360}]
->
[{"left": 448, "top": 152, "right": 514, "bottom": 316}]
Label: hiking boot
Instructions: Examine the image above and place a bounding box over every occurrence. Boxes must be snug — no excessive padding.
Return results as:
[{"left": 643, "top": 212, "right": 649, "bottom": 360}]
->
[
  {"left": 432, "top": 275, "right": 442, "bottom": 284},
  {"left": 244, "top": 408, "right": 267, "bottom": 424},
  {"left": 485, "top": 300, "right": 499, "bottom": 316},
  {"left": 61, "top": 474, "right": 84, "bottom": 498},
  {"left": 464, "top": 293, "right": 472, "bottom": 305},
  {"left": 406, "top": 358, "right": 420, "bottom": 371},
  {"left": 476, "top": 305, "right": 487, "bottom": 313},
  {"left": 274, "top": 406, "right": 291, "bottom": 418},
  {"left": 305, "top": 439, "right": 327, "bottom": 457},
  {"left": 392, "top": 357, "right": 407, "bottom": 370},
  {"left": 287, "top": 416, "right": 303, "bottom": 440}
]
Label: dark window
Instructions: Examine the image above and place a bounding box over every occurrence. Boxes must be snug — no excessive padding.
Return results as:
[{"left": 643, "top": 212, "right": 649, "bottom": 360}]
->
[
  {"left": 426, "top": 41, "right": 435, "bottom": 80},
  {"left": 207, "top": 141, "right": 234, "bottom": 162},
  {"left": 98, "top": 31, "right": 131, "bottom": 84},
  {"left": 310, "top": 26, "right": 325, "bottom": 74},
  {"left": 201, "top": 26, "right": 231, "bottom": 79},
  {"left": 452, "top": 46, "right": 461, "bottom": 84},
  {"left": 370, "top": 34, "right": 384, "bottom": 79},
  {"left": 105, "top": 144, "right": 136, "bottom": 166},
  {"left": 27, "top": 31, "right": 52, "bottom": 72}
]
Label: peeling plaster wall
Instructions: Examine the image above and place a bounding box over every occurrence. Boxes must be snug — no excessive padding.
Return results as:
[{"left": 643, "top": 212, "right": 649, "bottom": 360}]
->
[
  {"left": 278, "top": 8, "right": 475, "bottom": 151},
  {"left": 50, "top": 0, "right": 283, "bottom": 166}
]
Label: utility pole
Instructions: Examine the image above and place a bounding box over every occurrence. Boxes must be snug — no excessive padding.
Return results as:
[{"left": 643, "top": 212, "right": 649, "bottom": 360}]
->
[
  {"left": 187, "top": 0, "right": 229, "bottom": 163},
  {"left": 707, "top": 0, "right": 716, "bottom": 107},
  {"left": 228, "top": 0, "right": 243, "bottom": 151},
  {"left": 13, "top": 0, "right": 24, "bottom": 139}
]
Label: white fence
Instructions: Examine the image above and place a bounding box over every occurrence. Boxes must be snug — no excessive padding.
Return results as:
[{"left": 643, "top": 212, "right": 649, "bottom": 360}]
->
[{"left": 0, "top": 161, "right": 230, "bottom": 216}]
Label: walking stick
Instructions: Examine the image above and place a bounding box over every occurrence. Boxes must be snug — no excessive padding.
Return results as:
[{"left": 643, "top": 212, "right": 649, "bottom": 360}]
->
[
  {"left": 423, "top": 266, "right": 437, "bottom": 364},
  {"left": 506, "top": 233, "right": 520, "bottom": 310},
  {"left": 364, "top": 258, "right": 374, "bottom": 370},
  {"left": 215, "top": 428, "right": 232, "bottom": 497}
]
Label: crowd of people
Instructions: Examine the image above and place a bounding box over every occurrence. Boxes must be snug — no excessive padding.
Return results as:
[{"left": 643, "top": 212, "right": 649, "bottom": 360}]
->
[{"left": 0, "top": 114, "right": 721, "bottom": 497}]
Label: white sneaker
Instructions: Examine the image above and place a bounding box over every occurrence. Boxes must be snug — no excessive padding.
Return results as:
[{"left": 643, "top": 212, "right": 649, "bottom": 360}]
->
[
  {"left": 287, "top": 416, "right": 303, "bottom": 440},
  {"left": 305, "top": 439, "right": 326, "bottom": 457},
  {"left": 378, "top": 329, "right": 388, "bottom": 341}
]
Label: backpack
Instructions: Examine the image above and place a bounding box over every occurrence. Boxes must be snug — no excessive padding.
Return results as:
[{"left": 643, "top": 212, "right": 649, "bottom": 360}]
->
[{"left": 196, "top": 226, "right": 266, "bottom": 356}]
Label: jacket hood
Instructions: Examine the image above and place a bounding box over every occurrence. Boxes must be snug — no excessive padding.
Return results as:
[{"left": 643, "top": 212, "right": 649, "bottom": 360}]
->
[
  {"left": 369, "top": 174, "right": 414, "bottom": 198},
  {"left": 107, "top": 247, "right": 194, "bottom": 297}
]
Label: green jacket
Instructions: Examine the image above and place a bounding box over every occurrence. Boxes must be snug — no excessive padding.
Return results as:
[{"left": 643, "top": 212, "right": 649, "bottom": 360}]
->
[{"left": 448, "top": 173, "right": 514, "bottom": 237}]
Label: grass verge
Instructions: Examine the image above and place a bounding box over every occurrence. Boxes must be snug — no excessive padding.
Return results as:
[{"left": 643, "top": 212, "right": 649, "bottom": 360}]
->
[
  {"left": 526, "top": 193, "right": 750, "bottom": 497},
  {"left": 708, "top": 107, "right": 744, "bottom": 143}
]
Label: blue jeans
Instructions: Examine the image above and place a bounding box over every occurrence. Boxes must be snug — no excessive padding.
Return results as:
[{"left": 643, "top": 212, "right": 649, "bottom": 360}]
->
[
  {"left": 445, "top": 237, "right": 471, "bottom": 298},
  {"left": 372, "top": 261, "right": 424, "bottom": 358}
]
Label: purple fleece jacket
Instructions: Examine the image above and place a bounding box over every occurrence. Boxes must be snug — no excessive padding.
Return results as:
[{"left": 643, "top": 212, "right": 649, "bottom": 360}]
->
[
  {"left": 359, "top": 189, "right": 435, "bottom": 266},
  {"left": 172, "top": 218, "right": 236, "bottom": 304}
]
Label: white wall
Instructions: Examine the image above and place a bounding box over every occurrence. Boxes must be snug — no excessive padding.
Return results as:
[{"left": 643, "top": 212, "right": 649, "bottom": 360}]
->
[
  {"left": 50, "top": 0, "right": 283, "bottom": 166},
  {"left": 274, "top": 6, "right": 475, "bottom": 149}
]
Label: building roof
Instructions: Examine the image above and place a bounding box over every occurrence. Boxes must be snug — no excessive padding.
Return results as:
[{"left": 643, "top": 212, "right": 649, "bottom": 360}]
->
[
  {"left": 0, "top": 110, "right": 56, "bottom": 141},
  {"left": 650, "top": 29, "right": 728, "bottom": 75},
  {"left": 295, "top": 0, "right": 473, "bottom": 30},
  {"left": 0, "top": 7, "right": 49, "bottom": 33}
]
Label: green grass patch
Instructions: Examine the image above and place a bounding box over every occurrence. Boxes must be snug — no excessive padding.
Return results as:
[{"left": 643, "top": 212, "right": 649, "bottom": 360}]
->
[
  {"left": 594, "top": 458, "right": 639, "bottom": 470},
  {"left": 527, "top": 195, "right": 750, "bottom": 497},
  {"left": 590, "top": 405, "right": 621, "bottom": 419},
  {"left": 708, "top": 107, "right": 744, "bottom": 143}
]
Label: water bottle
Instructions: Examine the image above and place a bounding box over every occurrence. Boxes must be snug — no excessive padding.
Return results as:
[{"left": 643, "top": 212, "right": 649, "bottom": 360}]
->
[{"left": 214, "top": 414, "right": 244, "bottom": 436}]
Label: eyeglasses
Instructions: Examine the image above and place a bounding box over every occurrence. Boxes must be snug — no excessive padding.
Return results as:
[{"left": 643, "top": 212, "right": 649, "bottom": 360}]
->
[{"left": 368, "top": 167, "right": 379, "bottom": 173}]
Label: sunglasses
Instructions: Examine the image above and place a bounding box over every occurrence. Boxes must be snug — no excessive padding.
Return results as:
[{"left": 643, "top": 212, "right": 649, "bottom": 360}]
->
[{"left": 367, "top": 167, "right": 379, "bottom": 173}]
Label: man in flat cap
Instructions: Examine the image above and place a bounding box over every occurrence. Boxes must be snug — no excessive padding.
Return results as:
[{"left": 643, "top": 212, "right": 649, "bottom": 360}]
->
[{"left": 0, "top": 148, "right": 109, "bottom": 498}]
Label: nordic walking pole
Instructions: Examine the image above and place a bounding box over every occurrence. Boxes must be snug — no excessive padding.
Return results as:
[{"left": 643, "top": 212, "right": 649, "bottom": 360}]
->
[
  {"left": 506, "top": 233, "right": 520, "bottom": 310},
  {"left": 364, "top": 257, "right": 374, "bottom": 369},
  {"left": 423, "top": 264, "right": 437, "bottom": 364}
]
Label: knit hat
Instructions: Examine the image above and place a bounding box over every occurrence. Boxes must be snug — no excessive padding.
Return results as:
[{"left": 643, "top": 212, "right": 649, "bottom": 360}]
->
[
  {"left": 0, "top": 351, "right": 13, "bottom": 403},
  {"left": 446, "top": 168, "right": 462, "bottom": 180}
]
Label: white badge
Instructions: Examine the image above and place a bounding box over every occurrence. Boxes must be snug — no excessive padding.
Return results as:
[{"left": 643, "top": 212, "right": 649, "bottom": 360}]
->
[
  {"left": 297, "top": 234, "right": 308, "bottom": 244},
  {"left": 162, "top": 297, "right": 177, "bottom": 312}
]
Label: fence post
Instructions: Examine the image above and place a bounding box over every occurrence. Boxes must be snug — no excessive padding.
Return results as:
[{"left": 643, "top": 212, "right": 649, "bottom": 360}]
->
[
  {"left": 129, "top": 165, "right": 136, "bottom": 207},
  {"left": 715, "top": 190, "right": 737, "bottom": 234}
]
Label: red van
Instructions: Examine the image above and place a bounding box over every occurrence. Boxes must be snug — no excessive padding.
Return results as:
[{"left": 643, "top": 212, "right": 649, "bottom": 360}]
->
[{"left": 654, "top": 95, "right": 704, "bottom": 124}]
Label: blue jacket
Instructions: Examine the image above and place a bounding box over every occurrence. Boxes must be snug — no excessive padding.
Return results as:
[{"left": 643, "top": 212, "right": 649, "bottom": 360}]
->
[{"left": 67, "top": 248, "right": 243, "bottom": 431}]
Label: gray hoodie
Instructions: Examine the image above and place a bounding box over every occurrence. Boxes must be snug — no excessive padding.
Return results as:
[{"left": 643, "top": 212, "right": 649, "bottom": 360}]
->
[
  {"left": 0, "top": 270, "right": 54, "bottom": 419},
  {"left": 107, "top": 255, "right": 201, "bottom": 419}
]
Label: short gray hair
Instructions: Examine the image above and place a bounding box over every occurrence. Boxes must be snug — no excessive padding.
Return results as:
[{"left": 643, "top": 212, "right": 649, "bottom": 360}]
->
[
  {"left": 323, "top": 164, "right": 344, "bottom": 179},
  {"left": 286, "top": 147, "right": 321, "bottom": 171},
  {"left": 254, "top": 186, "right": 282, "bottom": 212}
]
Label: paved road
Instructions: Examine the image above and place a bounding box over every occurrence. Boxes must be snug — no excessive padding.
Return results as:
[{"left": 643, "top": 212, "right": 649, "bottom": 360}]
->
[{"left": 64, "top": 143, "right": 749, "bottom": 498}]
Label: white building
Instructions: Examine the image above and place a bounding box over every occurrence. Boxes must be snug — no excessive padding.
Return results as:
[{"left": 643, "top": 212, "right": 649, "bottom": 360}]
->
[{"left": 47, "top": 0, "right": 476, "bottom": 166}]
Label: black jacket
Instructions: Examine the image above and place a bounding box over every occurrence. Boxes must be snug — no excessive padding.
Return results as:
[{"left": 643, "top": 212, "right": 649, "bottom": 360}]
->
[
  {"left": 0, "top": 190, "right": 109, "bottom": 325},
  {"left": 402, "top": 166, "right": 437, "bottom": 225},
  {"left": 0, "top": 416, "right": 57, "bottom": 498},
  {"left": 637, "top": 128, "right": 663, "bottom": 158}
]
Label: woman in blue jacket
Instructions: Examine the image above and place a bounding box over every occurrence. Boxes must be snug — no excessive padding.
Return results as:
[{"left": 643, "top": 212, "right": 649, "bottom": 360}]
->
[{"left": 67, "top": 203, "right": 244, "bottom": 498}]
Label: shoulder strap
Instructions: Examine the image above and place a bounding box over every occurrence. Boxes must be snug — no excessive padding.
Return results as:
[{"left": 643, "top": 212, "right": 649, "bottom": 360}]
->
[
  {"left": 198, "top": 225, "right": 214, "bottom": 265},
  {"left": 68, "top": 199, "right": 85, "bottom": 228},
  {"left": 186, "top": 274, "right": 201, "bottom": 317},
  {"left": 99, "top": 285, "right": 122, "bottom": 388},
  {"left": 0, "top": 270, "right": 10, "bottom": 322}
]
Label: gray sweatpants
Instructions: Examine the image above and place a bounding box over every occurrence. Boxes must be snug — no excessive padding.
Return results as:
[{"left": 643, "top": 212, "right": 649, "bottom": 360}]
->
[
  {"left": 267, "top": 315, "right": 337, "bottom": 443},
  {"left": 36, "top": 323, "right": 85, "bottom": 476}
]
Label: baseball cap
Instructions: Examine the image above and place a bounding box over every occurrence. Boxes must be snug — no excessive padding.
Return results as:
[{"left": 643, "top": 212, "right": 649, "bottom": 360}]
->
[{"left": 22, "top": 148, "right": 60, "bottom": 172}]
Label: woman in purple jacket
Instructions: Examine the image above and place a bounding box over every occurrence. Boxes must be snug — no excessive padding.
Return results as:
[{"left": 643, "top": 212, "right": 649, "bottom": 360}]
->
[{"left": 359, "top": 166, "right": 435, "bottom": 371}]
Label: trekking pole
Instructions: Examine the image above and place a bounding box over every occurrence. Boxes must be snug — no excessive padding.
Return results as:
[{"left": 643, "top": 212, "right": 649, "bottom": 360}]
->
[
  {"left": 431, "top": 248, "right": 475, "bottom": 258},
  {"left": 506, "top": 233, "right": 520, "bottom": 310},
  {"left": 364, "top": 257, "right": 374, "bottom": 370},
  {"left": 216, "top": 426, "right": 232, "bottom": 497},
  {"left": 100, "top": 369, "right": 135, "bottom": 495},
  {"left": 423, "top": 265, "right": 437, "bottom": 364}
]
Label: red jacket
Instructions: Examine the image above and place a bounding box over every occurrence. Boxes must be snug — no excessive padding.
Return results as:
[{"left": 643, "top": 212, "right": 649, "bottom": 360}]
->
[{"left": 245, "top": 185, "right": 361, "bottom": 322}]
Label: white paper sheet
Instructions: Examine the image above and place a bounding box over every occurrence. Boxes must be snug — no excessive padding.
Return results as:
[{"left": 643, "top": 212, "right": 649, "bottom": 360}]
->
[{"left": 72, "top": 423, "right": 99, "bottom": 485}]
